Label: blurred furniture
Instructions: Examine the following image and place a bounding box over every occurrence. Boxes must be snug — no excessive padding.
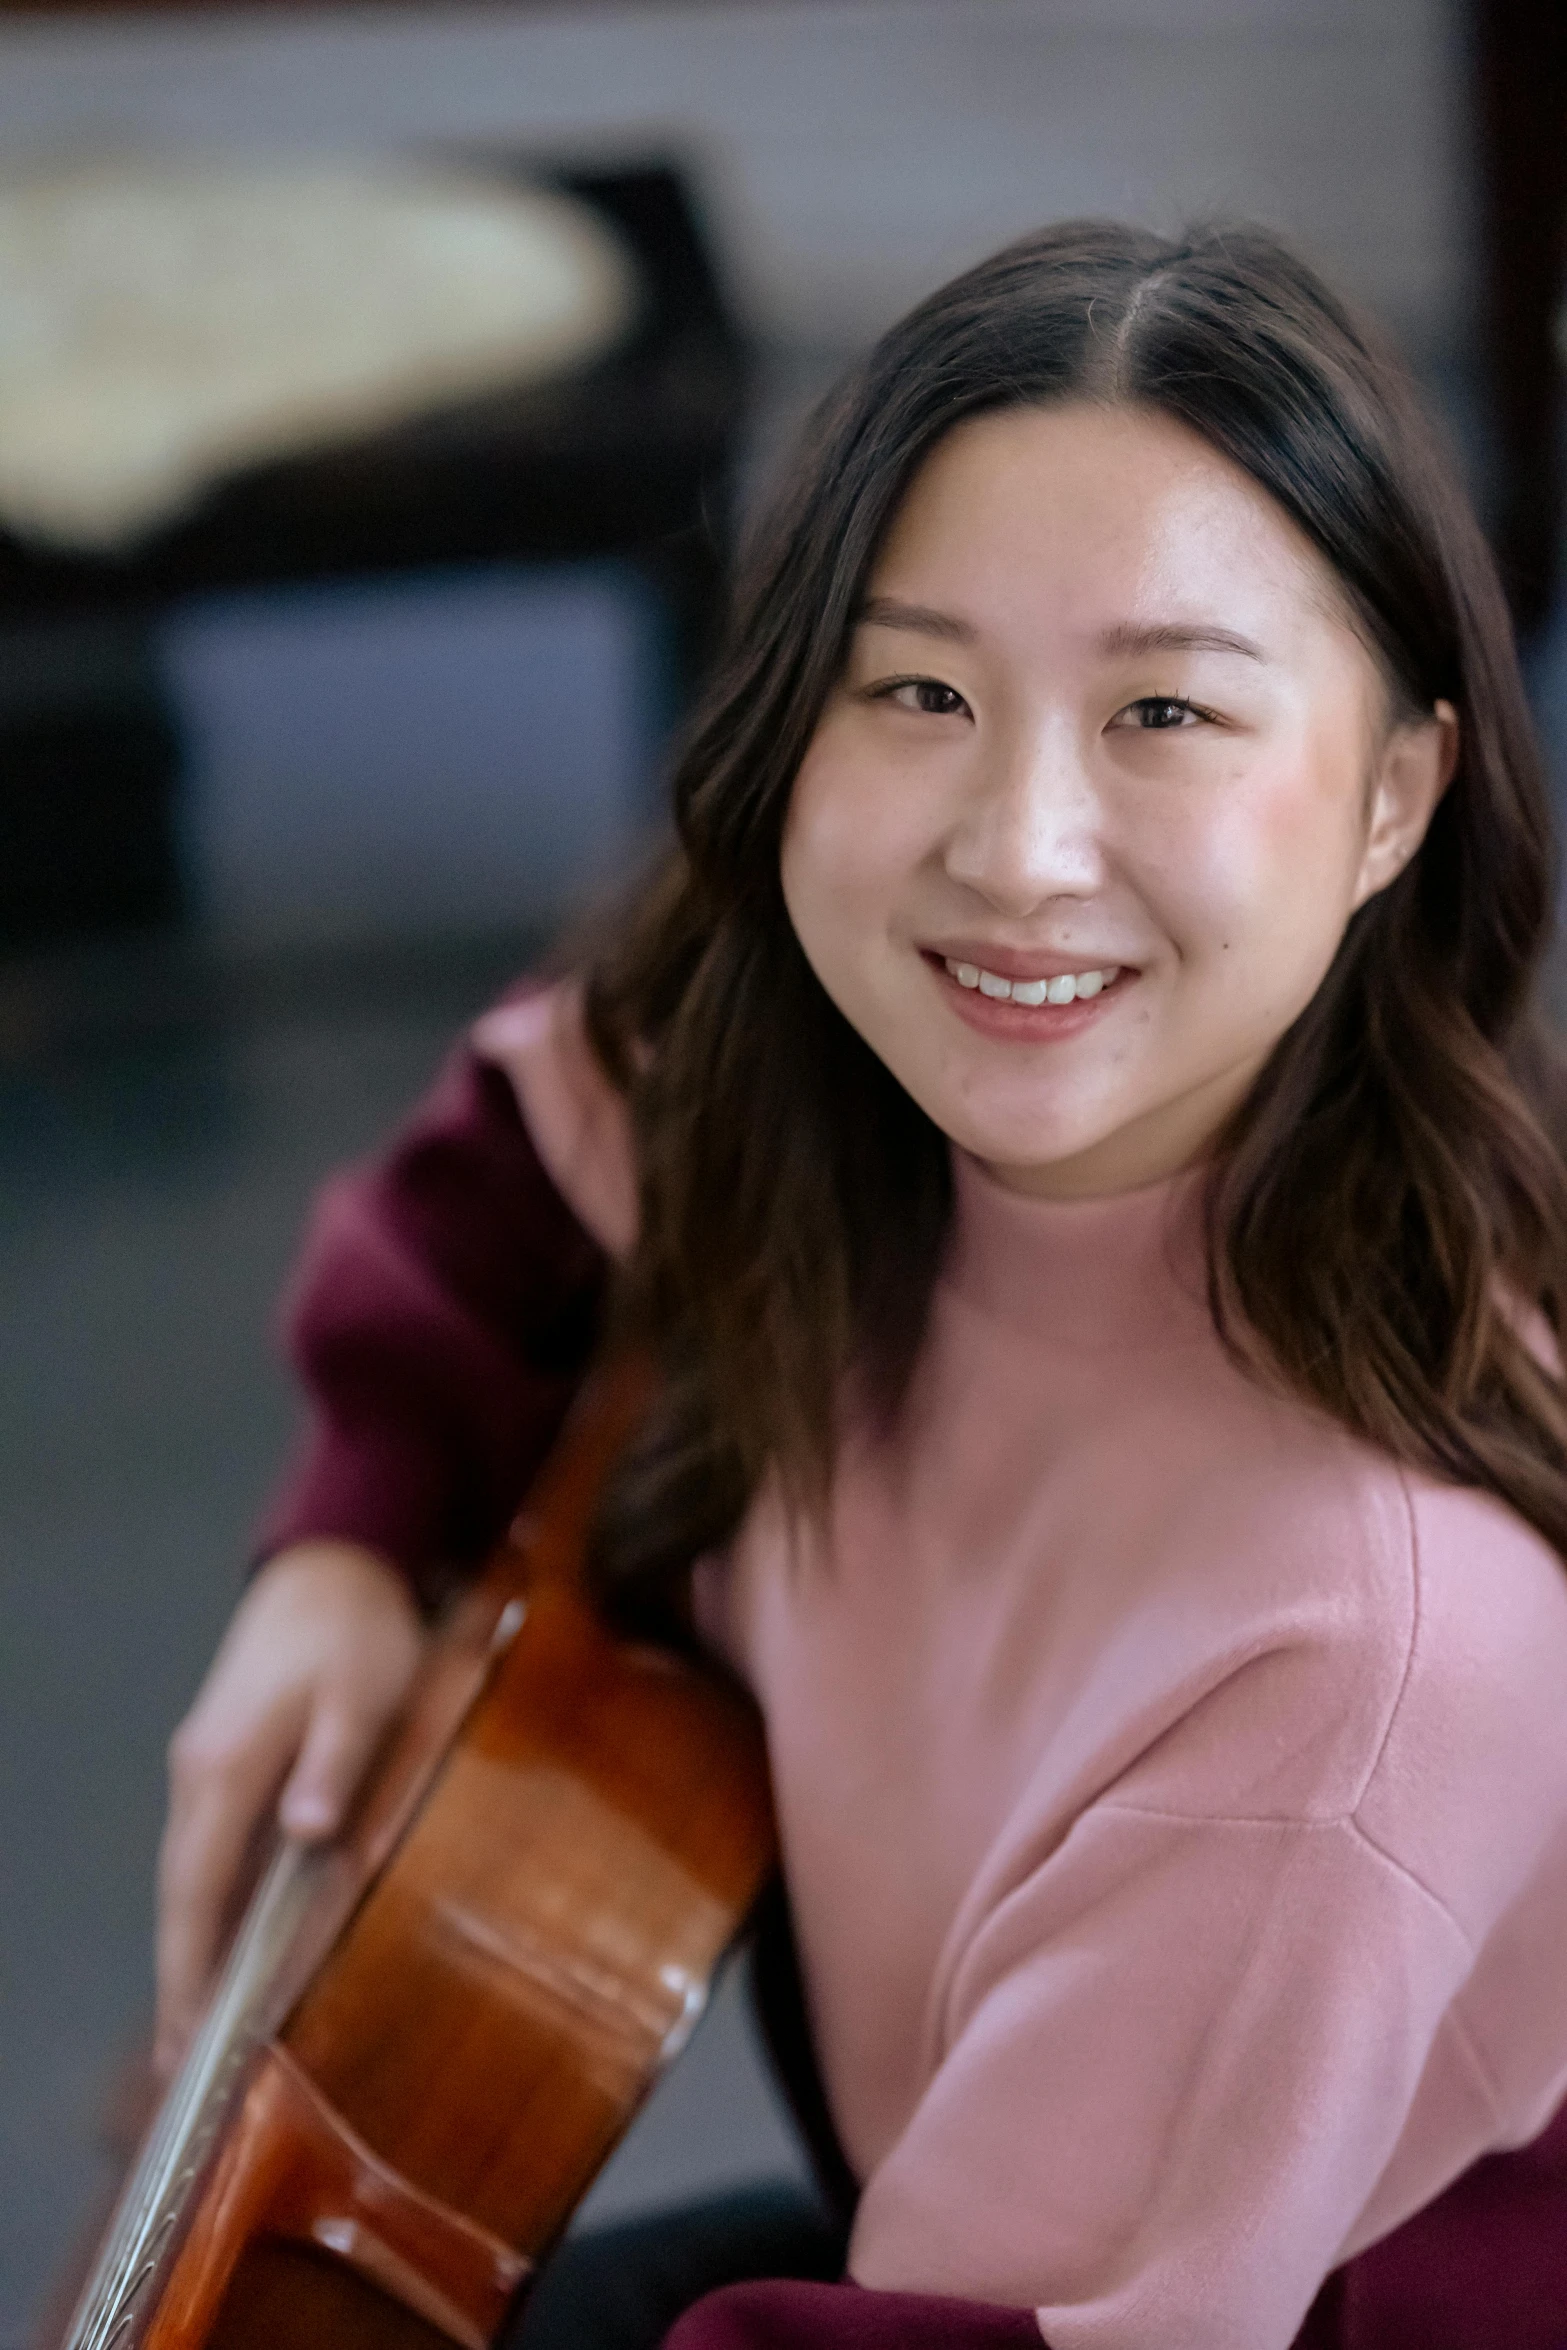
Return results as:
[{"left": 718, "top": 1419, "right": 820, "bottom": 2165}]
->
[
  {"left": 1472, "top": 0, "right": 1567, "bottom": 634},
  {"left": 0, "top": 160, "right": 748, "bottom": 949}
]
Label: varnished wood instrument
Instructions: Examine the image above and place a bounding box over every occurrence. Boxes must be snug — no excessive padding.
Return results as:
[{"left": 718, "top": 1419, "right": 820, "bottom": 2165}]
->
[{"left": 58, "top": 1362, "right": 776, "bottom": 2349}]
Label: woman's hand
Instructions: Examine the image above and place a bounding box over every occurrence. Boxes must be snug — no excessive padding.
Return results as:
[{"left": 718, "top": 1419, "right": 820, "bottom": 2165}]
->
[{"left": 154, "top": 1539, "right": 426, "bottom": 2076}]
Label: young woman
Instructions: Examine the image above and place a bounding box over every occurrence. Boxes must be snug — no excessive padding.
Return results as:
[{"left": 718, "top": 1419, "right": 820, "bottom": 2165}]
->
[{"left": 155, "top": 223, "right": 1567, "bottom": 2350}]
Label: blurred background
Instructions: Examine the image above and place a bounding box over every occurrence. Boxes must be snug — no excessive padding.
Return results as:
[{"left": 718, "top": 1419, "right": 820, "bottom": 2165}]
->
[{"left": 0, "top": 0, "right": 1563, "bottom": 2338}]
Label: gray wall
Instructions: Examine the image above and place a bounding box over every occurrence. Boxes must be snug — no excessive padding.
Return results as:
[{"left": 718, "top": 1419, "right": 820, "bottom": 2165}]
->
[
  {"left": 164, "top": 564, "right": 663, "bottom": 944},
  {"left": 0, "top": 0, "right": 1471, "bottom": 363}
]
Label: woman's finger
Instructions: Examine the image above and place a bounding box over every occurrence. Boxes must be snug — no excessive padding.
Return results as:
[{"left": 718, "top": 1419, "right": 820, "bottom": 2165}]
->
[
  {"left": 151, "top": 1543, "right": 425, "bottom": 2075},
  {"left": 278, "top": 1693, "right": 394, "bottom": 1842},
  {"left": 153, "top": 1691, "right": 301, "bottom": 2070}
]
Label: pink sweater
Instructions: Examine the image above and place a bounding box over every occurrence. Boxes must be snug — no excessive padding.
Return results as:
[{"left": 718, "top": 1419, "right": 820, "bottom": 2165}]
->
[
  {"left": 260, "top": 984, "right": 1567, "bottom": 2346},
  {"left": 468, "top": 987, "right": 1567, "bottom": 2350}
]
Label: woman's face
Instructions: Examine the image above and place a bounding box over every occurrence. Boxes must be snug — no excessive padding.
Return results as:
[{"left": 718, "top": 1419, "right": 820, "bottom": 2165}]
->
[{"left": 781, "top": 402, "right": 1456, "bottom": 1199}]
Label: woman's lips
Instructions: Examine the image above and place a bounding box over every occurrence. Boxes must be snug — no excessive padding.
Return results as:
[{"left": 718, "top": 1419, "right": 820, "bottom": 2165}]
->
[{"left": 923, "top": 948, "right": 1134, "bottom": 1035}]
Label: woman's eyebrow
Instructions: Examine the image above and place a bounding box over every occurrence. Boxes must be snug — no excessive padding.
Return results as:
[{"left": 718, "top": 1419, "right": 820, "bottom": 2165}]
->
[
  {"left": 855, "top": 604, "right": 1267, "bottom": 660},
  {"left": 856, "top": 596, "right": 978, "bottom": 644},
  {"left": 1098, "top": 620, "right": 1266, "bottom": 660}
]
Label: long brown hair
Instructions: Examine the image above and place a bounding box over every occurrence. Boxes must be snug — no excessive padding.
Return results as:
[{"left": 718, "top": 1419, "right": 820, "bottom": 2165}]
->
[{"left": 583, "top": 219, "right": 1567, "bottom": 1621}]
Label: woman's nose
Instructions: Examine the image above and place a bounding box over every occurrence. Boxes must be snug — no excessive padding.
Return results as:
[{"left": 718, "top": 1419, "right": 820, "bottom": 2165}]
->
[{"left": 941, "top": 721, "right": 1106, "bottom": 914}]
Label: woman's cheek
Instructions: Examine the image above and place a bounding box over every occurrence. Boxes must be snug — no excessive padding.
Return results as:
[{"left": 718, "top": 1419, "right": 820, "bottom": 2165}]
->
[
  {"left": 783, "top": 759, "right": 874, "bottom": 991},
  {"left": 1166, "top": 770, "right": 1360, "bottom": 1037},
  {"left": 1186, "top": 740, "right": 1331, "bottom": 920},
  {"left": 786, "top": 737, "right": 934, "bottom": 932}
]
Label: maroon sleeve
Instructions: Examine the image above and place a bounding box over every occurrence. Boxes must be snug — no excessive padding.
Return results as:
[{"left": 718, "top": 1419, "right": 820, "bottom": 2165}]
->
[
  {"left": 253, "top": 1041, "right": 609, "bottom": 1591},
  {"left": 660, "top": 2098, "right": 1567, "bottom": 2350},
  {"left": 663, "top": 2282, "right": 1040, "bottom": 2349},
  {"left": 1297, "top": 2092, "right": 1567, "bottom": 2349}
]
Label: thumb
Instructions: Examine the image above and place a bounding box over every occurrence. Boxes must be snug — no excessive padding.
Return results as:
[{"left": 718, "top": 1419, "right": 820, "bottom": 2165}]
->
[{"left": 278, "top": 1697, "right": 386, "bottom": 1842}]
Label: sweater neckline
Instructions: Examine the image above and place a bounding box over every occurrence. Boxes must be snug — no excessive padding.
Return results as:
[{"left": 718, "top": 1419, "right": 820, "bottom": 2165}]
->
[{"left": 944, "top": 1150, "right": 1214, "bottom": 1352}]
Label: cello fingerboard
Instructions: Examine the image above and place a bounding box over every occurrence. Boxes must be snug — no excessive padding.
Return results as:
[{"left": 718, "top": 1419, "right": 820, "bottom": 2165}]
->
[{"left": 61, "top": 1840, "right": 334, "bottom": 2350}]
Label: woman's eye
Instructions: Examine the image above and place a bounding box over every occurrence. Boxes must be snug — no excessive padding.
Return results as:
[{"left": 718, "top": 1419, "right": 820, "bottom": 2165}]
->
[
  {"left": 881, "top": 678, "right": 969, "bottom": 717},
  {"left": 1118, "top": 695, "right": 1205, "bottom": 731}
]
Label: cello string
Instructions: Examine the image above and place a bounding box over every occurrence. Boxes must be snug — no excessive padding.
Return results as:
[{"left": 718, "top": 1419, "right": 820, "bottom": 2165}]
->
[
  {"left": 77, "top": 1840, "right": 321, "bottom": 2347},
  {"left": 65, "top": 1839, "right": 327, "bottom": 2349}
]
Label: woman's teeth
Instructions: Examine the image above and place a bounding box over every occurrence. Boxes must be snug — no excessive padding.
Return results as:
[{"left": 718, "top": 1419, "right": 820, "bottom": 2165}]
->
[{"left": 945, "top": 959, "right": 1121, "bottom": 1006}]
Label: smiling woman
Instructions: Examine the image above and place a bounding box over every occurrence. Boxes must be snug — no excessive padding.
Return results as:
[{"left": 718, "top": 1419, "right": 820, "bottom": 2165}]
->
[
  {"left": 150, "top": 222, "right": 1567, "bottom": 2350},
  {"left": 782, "top": 403, "right": 1456, "bottom": 1201}
]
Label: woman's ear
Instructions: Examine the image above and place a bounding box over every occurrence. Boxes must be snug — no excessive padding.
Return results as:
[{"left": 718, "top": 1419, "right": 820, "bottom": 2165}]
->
[{"left": 1352, "top": 697, "right": 1460, "bottom": 909}]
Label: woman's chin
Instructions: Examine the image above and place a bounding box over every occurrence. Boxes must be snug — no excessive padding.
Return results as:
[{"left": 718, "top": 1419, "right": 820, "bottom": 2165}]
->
[{"left": 938, "top": 1117, "right": 1121, "bottom": 1192}]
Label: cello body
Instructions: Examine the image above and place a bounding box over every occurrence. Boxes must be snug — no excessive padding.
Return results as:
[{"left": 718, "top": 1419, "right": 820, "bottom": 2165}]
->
[{"left": 61, "top": 1369, "right": 776, "bottom": 2350}]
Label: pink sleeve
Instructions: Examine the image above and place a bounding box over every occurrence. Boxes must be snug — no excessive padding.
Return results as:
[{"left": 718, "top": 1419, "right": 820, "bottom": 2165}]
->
[
  {"left": 663, "top": 2280, "right": 1041, "bottom": 2347},
  {"left": 253, "top": 1036, "right": 608, "bottom": 1589},
  {"left": 846, "top": 1803, "right": 1488, "bottom": 2350}
]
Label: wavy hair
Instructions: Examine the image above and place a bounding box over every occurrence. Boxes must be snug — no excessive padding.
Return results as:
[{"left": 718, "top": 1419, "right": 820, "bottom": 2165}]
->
[{"left": 581, "top": 220, "right": 1567, "bottom": 1620}]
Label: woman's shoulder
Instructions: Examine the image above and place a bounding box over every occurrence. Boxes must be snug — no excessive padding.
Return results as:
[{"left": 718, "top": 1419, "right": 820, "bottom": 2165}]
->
[
  {"left": 1155, "top": 1327, "right": 1563, "bottom": 1661},
  {"left": 470, "top": 976, "right": 637, "bottom": 1260},
  {"left": 1073, "top": 1394, "right": 1567, "bottom": 1839},
  {"left": 1398, "top": 1467, "right": 1567, "bottom": 1664},
  {"left": 1353, "top": 1471, "right": 1567, "bottom": 1925},
  {"left": 1196, "top": 1437, "right": 1567, "bottom": 1965}
]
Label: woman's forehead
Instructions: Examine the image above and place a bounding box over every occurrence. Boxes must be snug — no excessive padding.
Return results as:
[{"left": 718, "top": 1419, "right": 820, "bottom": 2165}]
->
[{"left": 869, "top": 402, "right": 1353, "bottom": 661}]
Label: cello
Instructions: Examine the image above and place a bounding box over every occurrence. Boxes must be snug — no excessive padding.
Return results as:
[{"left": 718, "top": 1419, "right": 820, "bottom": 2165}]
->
[{"left": 56, "top": 1360, "right": 776, "bottom": 2350}]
